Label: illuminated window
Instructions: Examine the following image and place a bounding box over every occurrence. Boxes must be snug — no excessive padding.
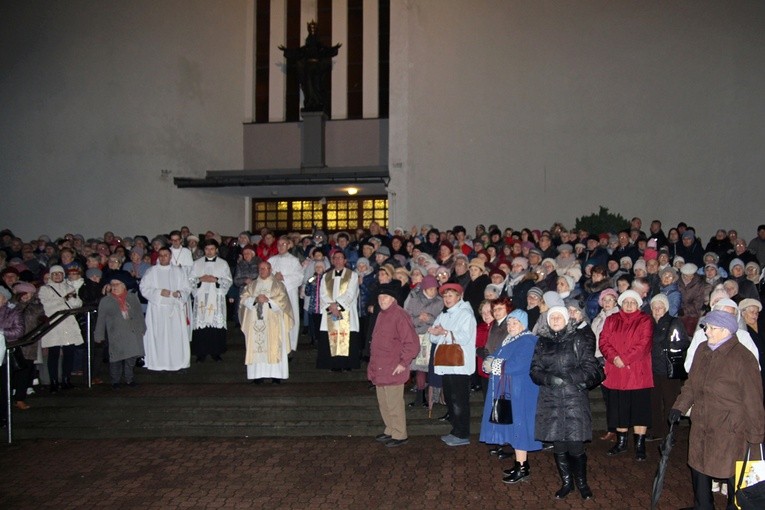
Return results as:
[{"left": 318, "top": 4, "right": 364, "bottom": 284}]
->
[{"left": 252, "top": 196, "right": 387, "bottom": 233}]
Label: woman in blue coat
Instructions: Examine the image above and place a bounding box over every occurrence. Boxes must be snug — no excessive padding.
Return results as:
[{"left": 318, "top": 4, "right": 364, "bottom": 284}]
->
[{"left": 479, "top": 309, "right": 541, "bottom": 484}]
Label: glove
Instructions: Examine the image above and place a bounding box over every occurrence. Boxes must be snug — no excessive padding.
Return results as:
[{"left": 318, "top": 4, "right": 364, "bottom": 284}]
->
[
  {"left": 668, "top": 408, "right": 682, "bottom": 424},
  {"left": 476, "top": 347, "right": 490, "bottom": 359},
  {"left": 547, "top": 375, "right": 565, "bottom": 387}
]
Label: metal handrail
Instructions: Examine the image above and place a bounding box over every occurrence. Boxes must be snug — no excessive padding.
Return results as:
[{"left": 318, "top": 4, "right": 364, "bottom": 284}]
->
[{"left": 5, "top": 306, "right": 97, "bottom": 444}]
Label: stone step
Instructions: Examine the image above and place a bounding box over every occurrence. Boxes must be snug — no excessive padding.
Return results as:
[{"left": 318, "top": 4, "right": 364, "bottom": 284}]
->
[{"left": 10, "top": 328, "right": 606, "bottom": 439}]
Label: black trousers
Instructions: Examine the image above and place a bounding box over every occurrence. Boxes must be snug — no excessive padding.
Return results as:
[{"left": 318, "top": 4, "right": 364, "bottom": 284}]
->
[
  {"left": 442, "top": 374, "right": 471, "bottom": 439},
  {"left": 47, "top": 344, "right": 76, "bottom": 381},
  {"left": 690, "top": 467, "right": 735, "bottom": 510}
]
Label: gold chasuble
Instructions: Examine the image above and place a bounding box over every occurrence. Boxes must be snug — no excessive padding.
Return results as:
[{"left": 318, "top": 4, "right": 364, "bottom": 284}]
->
[
  {"left": 241, "top": 278, "right": 294, "bottom": 365},
  {"left": 324, "top": 270, "right": 352, "bottom": 357}
]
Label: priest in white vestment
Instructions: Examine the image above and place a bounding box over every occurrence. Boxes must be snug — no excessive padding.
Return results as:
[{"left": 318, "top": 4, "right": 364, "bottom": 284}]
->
[
  {"left": 240, "top": 261, "right": 294, "bottom": 383},
  {"left": 268, "top": 236, "right": 303, "bottom": 351},
  {"left": 169, "top": 230, "right": 194, "bottom": 336},
  {"left": 317, "top": 250, "right": 361, "bottom": 370},
  {"left": 141, "top": 247, "right": 192, "bottom": 371},
  {"left": 191, "top": 240, "right": 232, "bottom": 362}
]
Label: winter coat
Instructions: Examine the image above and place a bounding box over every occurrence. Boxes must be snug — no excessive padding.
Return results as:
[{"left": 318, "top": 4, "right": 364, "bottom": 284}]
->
[
  {"left": 530, "top": 322, "right": 602, "bottom": 442},
  {"left": 659, "top": 282, "right": 682, "bottom": 317},
  {"left": 600, "top": 309, "right": 654, "bottom": 390},
  {"left": 0, "top": 304, "right": 24, "bottom": 343},
  {"left": 38, "top": 281, "right": 85, "bottom": 348},
  {"left": 13, "top": 298, "right": 45, "bottom": 360},
  {"left": 403, "top": 288, "right": 443, "bottom": 334},
  {"left": 94, "top": 292, "right": 146, "bottom": 362},
  {"left": 651, "top": 313, "right": 690, "bottom": 378},
  {"left": 367, "top": 302, "right": 419, "bottom": 386},
  {"left": 673, "top": 336, "right": 764, "bottom": 479},
  {"left": 582, "top": 278, "right": 611, "bottom": 321},
  {"left": 591, "top": 305, "right": 620, "bottom": 357},
  {"left": 463, "top": 274, "right": 490, "bottom": 319},
  {"left": 677, "top": 275, "right": 709, "bottom": 318},
  {"left": 480, "top": 331, "right": 542, "bottom": 451}
]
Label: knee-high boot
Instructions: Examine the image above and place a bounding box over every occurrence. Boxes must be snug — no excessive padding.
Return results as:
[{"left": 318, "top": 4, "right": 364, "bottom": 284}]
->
[
  {"left": 553, "top": 453, "right": 574, "bottom": 499},
  {"left": 569, "top": 453, "right": 593, "bottom": 500}
]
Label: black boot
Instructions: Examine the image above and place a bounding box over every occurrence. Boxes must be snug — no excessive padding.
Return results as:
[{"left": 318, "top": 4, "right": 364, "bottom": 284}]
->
[
  {"left": 569, "top": 453, "right": 593, "bottom": 500},
  {"left": 60, "top": 377, "right": 75, "bottom": 390},
  {"left": 408, "top": 390, "right": 424, "bottom": 408},
  {"left": 607, "top": 432, "right": 628, "bottom": 456},
  {"left": 502, "top": 460, "right": 530, "bottom": 484},
  {"left": 634, "top": 434, "right": 646, "bottom": 461},
  {"left": 553, "top": 453, "right": 574, "bottom": 499},
  {"left": 49, "top": 379, "right": 59, "bottom": 394}
]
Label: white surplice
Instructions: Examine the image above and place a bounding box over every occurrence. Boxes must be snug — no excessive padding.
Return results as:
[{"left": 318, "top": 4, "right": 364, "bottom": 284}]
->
[
  {"left": 140, "top": 264, "right": 192, "bottom": 371},
  {"left": 268, "top": 252, "right": 303, "bottom": 350}
]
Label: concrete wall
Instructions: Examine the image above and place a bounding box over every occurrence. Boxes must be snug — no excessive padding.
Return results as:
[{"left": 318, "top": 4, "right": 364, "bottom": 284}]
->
[
  {"left": 243, "top": 118, "right": 388, "bottom": 169},
  {"left": 390, "top": 0, "right": 765, "bottom": 240},
  {"left": 0, "top": 0, "right": 248, "bottom": 239}
]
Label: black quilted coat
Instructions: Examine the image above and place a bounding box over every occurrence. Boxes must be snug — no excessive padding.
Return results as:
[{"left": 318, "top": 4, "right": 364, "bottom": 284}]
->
[{"left": 530, "top": 322, "right": 602, "bottom": 442}]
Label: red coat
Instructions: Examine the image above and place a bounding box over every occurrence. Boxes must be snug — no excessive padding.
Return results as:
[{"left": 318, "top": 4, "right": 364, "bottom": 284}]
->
[
  {"left": 599, "top": 309, "right": 654, "bottom": 390},
  {"left": 256, "top": 241, "right": 278, "bottom": 261},
  {"left": 476, "top": 321, "right": 491, "bottom": 378},
  {"left": 367, "top": 302, "right": 420, "bottom": 386}
]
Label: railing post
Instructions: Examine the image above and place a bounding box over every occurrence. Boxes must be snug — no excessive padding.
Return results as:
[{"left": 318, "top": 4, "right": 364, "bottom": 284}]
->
[
  {"left": 87, "top": 310, "right": 93, "bottom": 389},
  {"left": 5, "top": 348, "right": 11, "bottom": 444}
]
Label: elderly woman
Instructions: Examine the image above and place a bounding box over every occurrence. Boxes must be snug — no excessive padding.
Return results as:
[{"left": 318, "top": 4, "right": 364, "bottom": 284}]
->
[
  {"left": 658, "top": 267, "right": 682, "bottom": 317},
  {"left": 403, "top": 275, "right": 443, "bottom": 409},
  {"left": 670, "top": 310, "right": 764, "bottom": 509},
  {"left": 740, "top": 298, "right": 765, "bottom": 406},
  {"left": 648, "top": 294, "right": 689, "bottom": 441},
  {"left": 599, "top": 289, "right": 654, "bottom": 461},
  {"left": 94, "top": 275, "right": 146, "bottom": 388},
  {"left": 39, "top": 265, "right": 85, "bottom": 392},
  {"left": 530, "top": 306, "right": 601, "bottom": 500},
  {"left": 429, "top": 283, "right": 477, "bottom": 447},
  {"left": 480, "top": 309, "right": 542, "bottom": 483},
  {"left": 0, "top": 286, "right": 29, "bottom": 409},
  {"left": 590, "top": 287, "right": 619, "bottom": 441}
]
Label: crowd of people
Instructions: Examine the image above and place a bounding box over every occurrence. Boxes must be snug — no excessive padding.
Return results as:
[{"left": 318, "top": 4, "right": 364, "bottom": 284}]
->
[{"left": 2, "top": 218, "right": 765, "bottom": 505}]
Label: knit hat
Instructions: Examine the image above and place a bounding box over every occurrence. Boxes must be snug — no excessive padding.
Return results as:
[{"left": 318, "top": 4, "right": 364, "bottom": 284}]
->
[
  {"left": 420, "top": 275, "right": 438, "bottom": 291},
  {"left": 558, "top": 275, "right": 575, "bottom": 291},
  {"left": 376, "top": 246, "right": 391, "bottom": 257},
  {"left": 490, "top": 268, "right": 507, "bottom": 280},
  {"left": 356, "top": 257, "right": 370, "bottom": 269},
  {"left": 86, "top": 268, "right": 102, "bottom": 279},
  {"left": 680, "top": 263, "right": 698, "bottom": 276},
  {"left": 557, "top": 244, "right": 573, "bottom": 253},
  {"left": 598, "top": 288, "right": 618, "bottom": 306},
  {"left": 12, "top": 282, "right": 37, "bottom": 295},
  {"left": 700, "top": 310, "right": 739, "bottom": 335},
  {"left": 484, "top": 284, "right": 503, "bottom": 297},
  {"left": 48, "top": 265, "right": 65, "bottom": 274},
  {"left": 739, "top": 298, "right": 762, "bottom": 313},
  {"left": 659, "top": 267, "right": 678, "bottom": 281},
  {"left": 729, "top": 258, "right": 745, "bottom": 272},
  {"left": 511, "top": 257, "right": 529, "bottom": 270},
  {"left": 546, "top": 306, "right": 570, "bottom": 327},
  {"left": 468, "top": 258, "right": 486, "bottom": 272},
  {"left": 378, "top": 264, "right": 395, "bottom": 279},
  {"left": 527, "top": 287, "right": 543, "bottom": 300},
  {"left": 543, "top": 291, "right": 565, "bottom": 308},
  {"left": 633, "top": 259, "right": 647, "bottom": 273},
  {"left": 617, "top": 289, "right": 643, "bottom": 308},
  {"left": 507, "top": 309, "right": 528, "bottom": 330},
  {"left": 650, "top": 293, "right": 670, "bottom": 312},
  {"left": 682, "top": 230, "right": 695, "bottom": 240}
]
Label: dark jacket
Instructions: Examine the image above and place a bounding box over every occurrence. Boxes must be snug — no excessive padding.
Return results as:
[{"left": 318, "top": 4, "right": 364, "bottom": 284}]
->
[
  {"left": 463, "top": 274, "right": 490, "bottom": 320},
  {"left": 673, "top": 336, "right": 764, "bottom": 479},
  {"left": 530, "top": 322, "right": 602, "bottom": 442},
  {"left": 651, "top": 313, "right": 690, "bottom": 378}
]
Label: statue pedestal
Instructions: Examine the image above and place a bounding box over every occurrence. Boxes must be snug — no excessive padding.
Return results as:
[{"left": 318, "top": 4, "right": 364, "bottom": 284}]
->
[{"left": 301, "top": 111, "right": 326, "bottom": 170}]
